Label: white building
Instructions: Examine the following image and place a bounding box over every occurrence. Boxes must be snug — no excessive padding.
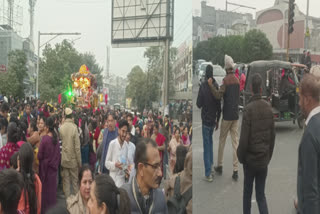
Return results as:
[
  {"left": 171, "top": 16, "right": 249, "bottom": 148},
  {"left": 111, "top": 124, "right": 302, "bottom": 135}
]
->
[{"left": 172, "top": 41, "right": 192, "bottom": 95}]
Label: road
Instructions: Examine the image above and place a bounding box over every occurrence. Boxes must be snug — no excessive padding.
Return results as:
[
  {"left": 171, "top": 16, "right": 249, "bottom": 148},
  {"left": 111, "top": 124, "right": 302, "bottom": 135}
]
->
[{"left": 192, "top": 76, "right": 302, "bottom": 213}]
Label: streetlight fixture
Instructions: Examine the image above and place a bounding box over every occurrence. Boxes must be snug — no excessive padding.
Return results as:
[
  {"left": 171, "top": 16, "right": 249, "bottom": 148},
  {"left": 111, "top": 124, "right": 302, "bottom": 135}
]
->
[{"left": 36, "top": 32, "right": 81, "bottom": 98}]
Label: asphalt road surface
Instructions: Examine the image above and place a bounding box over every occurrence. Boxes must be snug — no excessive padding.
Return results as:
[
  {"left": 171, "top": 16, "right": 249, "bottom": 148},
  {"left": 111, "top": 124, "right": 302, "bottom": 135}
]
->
[{"left": 193, "top": 76, "right": 302, "bottom": 214}]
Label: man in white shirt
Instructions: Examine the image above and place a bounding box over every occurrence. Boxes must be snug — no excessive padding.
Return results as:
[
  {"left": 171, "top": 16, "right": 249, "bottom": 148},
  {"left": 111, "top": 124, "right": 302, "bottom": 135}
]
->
[
  {"left": 105, "top": 119, "right": 129, "bottom": 187},
  {"left": 126, "top": 132, "right": 136, "bottom": 183},
  {"left": 126, "top": 113, "right": 135, "bottom": 136}
]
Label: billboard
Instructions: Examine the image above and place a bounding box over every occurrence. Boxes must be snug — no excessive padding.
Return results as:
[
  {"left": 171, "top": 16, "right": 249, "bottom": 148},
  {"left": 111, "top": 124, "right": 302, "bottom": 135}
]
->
[{"left": 111, "top": 0, "right": 174, "bottom": 48}]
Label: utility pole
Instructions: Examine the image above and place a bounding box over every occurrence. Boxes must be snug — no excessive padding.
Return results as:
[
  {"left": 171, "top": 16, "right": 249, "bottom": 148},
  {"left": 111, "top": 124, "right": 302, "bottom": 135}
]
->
[
  {"left": 36, "top": 32, "right": 81, "bottom": 98},
  {"left": 225, "top": 1, "right": 228, "bottom": 36},
  {"left": 225, "top": 1, "right": 256, "bottom": 36},
  {"left": 162, "top": 0, "right": 172, "bottom": 116},
  {"left": 29, "top": 0, "right": 36, "bottom": 44}
]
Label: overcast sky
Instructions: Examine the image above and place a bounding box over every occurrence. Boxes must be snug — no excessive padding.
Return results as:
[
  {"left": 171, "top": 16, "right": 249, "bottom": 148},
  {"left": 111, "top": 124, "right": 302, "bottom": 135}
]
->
[
  {"left": 16, "top": 0, "right": 191, "bottom": 78},
  {"left": 192, "top": 0, "right": 320, "bottom": 19}
]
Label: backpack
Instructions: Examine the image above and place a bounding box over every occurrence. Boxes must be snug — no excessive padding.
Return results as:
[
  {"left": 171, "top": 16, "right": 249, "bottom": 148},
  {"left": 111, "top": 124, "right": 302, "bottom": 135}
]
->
[{"left": 167, "top": 175, "right": 192, "bottom": 214}]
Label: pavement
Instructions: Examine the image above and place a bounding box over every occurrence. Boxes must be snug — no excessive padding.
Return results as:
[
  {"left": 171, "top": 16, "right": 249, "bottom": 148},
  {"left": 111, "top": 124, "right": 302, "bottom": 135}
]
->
[{"left": 192, "top": 75, "right": 302, "bottom": 214}]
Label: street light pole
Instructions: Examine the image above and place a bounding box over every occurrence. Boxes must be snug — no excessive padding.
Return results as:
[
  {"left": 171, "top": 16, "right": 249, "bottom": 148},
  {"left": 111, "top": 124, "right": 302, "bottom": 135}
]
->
[
  {"left": 225, "top": 1, "right": 228, "bottom": 36},
  {"left": 36, "top": 31, "right": 40, "bottom": 98},
  {"left": 36, "top": 32, "right": 81, "bottom": 98}
]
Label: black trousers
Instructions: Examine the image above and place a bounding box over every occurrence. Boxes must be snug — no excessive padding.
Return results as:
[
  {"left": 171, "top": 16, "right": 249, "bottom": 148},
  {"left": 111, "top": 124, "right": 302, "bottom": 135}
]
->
[{"left": 243, "top": 164, "right": 269, "bottom": 214}]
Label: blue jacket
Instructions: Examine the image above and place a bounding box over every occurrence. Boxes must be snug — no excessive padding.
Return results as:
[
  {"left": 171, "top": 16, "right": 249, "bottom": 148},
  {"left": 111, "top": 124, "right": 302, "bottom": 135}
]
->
[{"left": 99, "top": 127, "right": 118, "bottom": 174}]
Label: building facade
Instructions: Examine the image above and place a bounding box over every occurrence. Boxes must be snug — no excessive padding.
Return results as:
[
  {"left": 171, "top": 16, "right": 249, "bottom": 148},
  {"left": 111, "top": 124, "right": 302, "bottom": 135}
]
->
[
  {"left": 103, "top": 74, "right": 127, "bottom": 106},
  {"left": 172, "top": 41, "right": 192, "bottom": 94},
  {"left": 0, "top": 25, "right": 36, "bottom": 97},
  {"left": 256, "top": 0, "right": 320, "bottom": 63},
  {"left": 193, "top": 1, "right": 254, "bottom": 47}
]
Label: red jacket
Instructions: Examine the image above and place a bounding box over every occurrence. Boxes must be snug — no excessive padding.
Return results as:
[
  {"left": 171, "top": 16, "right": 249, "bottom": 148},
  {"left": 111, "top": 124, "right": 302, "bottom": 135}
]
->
[{"left": 240, "top": 73, "right": 246, "bottom": 92}]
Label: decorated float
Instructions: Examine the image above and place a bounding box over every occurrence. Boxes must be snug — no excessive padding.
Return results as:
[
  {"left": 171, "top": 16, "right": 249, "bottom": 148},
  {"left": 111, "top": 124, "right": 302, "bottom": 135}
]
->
[{"left": 71, "top": 64, "right": 99, "bottom": 108}]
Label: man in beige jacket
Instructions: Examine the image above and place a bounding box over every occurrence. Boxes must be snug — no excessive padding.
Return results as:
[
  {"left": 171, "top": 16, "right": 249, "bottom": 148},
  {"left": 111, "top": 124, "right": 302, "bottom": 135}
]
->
[{"left": 60, "top": 108, "right": 81, "bottom": 198}]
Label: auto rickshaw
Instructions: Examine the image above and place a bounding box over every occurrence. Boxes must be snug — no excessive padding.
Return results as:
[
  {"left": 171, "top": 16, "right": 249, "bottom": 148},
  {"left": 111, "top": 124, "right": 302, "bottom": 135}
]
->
[{"left": 242, "top": 60, "right": 304, "bottom": 129}]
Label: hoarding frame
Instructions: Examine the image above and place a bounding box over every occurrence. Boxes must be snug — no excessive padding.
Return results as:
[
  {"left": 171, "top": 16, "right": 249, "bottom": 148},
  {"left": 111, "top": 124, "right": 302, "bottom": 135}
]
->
[{"left": 111, "top": 0, "right": 174, "bottom": 48}]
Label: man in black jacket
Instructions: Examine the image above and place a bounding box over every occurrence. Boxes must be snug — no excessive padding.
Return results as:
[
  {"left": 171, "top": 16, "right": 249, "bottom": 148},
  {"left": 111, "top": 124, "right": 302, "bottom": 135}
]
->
[
  {"left": 197, "top": 64, "right": 221, "bottom": 182},
  {"left": 305, "top": 51, "right": 312, "bottom": 70},
  {"left": 297, "top": 73, "right": 320, "bottom": 214},
  {"left": 237, "top": 73, "right": 275, "bottom": 214},
  {"left": 208, "top": 55, "right": 240, "bottom": 181}
]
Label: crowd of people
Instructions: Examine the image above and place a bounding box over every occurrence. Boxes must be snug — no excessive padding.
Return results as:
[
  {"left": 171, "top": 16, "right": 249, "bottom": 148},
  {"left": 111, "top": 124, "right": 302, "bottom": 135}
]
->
[
  {"left": 0, "top": 99, "right": 192, "bottom": 214},
  {"left": 197, "top": 54, "right": 320, "bottom": 214}
]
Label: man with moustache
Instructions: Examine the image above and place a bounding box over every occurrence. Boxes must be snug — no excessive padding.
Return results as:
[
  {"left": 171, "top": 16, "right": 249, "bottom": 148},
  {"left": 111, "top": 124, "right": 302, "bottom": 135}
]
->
[
  {"left": 297, "top": 74, "right": 320, "bottom": 214},
  {"left": 122, "top": 138, "right": 168, "bottom": 214}
]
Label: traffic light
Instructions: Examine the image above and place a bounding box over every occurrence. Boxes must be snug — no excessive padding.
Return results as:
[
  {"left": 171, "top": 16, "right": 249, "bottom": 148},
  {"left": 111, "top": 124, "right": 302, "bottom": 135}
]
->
[
  {"left": 68, "top": 90, "right": 73, "bottom": 97},
  {"left": 288, "top": 0, "right": 295, "bottom": 34}
]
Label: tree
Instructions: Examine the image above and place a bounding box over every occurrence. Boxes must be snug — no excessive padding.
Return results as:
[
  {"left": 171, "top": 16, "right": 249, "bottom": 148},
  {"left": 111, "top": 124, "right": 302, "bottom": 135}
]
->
[
  {"left": 242, "top": 29, "right": 273, "bottom": 63},
  {"left": 0, "top": 50, "right": 28, "bottom": 98},
  {"left": 39, "top": 40, "right": 103, "bottom": 102},
  {"left": 125, "top": 66, "right": 147, "bottom": 112},
  {"left": 193, "top": 40, "right": 211, "bottom": 62},
  {"left": 143, "top": 46, "right": 177, "bottom": 108},
  {"left": 126, "top": 46, "right": 177, "bottom": 111},
  {"left": 193, "top": 29, "right": 273, "bottom": 65}
]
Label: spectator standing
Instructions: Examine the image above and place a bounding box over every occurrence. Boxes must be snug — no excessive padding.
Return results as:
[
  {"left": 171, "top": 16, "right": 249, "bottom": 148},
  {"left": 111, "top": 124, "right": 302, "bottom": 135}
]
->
[
  {"left": 122, "top": 139, "right": 168, "bottom": 214},
  {"left": 151, "top": 123, "right": 166, "bottom": 174},
  {"left": 26, "top": 119, "right": 40, "bottom": 174},
  {"left": 38, "top": 117, "right": 61, "bottom": 214},
  {"left": 88, "top": 174, "right": 130, "bottom": 214},
  {"left": 209, "top": 55, "right": 240, "bottom": 181},
  {"left": 197, "top": 64, "right": 221, "bottom": 182},
  {"left": 105, "top": 120, "right": 129, "bottom": 187},
  {"left": 0, "top": 122, "right": 21, "bottom": 170},
  {"left": 0, "top": 169, "right": 24, "bottom": 214},
  {"left": 67, "top": 165, "right": 93, "bottom": 214},
  {"left": 59, "top": 108, "right": 81, "bottom": 198},
  {"left": 237, "top": 74, "right": 275, "bottom": 214},
  {"left": 297, "top": 74, "right": 320, "bottom": 213},
  {"left": 100, "top": 113, "right": 118, "bottom": 174},
  {"left": 17, "top": 142, "right": 42, "bottom": 214},
  {"left": 168, "top": 129, "right": 183, "bottom": 174}
]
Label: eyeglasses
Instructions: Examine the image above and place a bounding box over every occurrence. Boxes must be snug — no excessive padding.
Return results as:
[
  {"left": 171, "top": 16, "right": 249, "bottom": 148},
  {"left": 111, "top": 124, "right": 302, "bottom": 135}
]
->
[{"left": 143, "top": 162, "right": 161, "bottom": 171}]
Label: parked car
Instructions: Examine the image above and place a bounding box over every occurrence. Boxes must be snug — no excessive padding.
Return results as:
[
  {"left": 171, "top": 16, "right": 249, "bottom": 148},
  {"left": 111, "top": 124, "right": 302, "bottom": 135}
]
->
[
  {"left": 199, "top": 63, "right": 226, "bottom": 86},
  {"left": 195, "top": 59, "right": 206, "bottom": 75}
]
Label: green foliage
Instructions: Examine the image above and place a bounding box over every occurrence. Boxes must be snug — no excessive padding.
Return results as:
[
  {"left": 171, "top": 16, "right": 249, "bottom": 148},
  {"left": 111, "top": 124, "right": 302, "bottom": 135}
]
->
[
  {"left": 125, "top": 66, "right": 148, "bottom": 112},
  {"left": 125, "top": 46, "right": 177, "bottom": 111},
  {"left": 242, "top": 29, "right": 273, "bottom": 62},
  {"left": 0, "top": 50, "right": 28, "bottom": 97},
  {"left": 39, "top": 40, "right": 103, "bottom": 101},
  {"left": 194, "top": 29, "right": 273, "bottom": 65}
]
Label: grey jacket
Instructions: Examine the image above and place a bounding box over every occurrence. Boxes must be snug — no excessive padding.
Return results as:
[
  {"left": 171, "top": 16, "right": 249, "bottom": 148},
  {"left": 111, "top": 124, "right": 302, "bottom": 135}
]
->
[
  {"left": 297, "top": 112, "right": 320, "bottom": 214},
  {"left": 122, "top": 177, "right": 168, "bottom": 214}
]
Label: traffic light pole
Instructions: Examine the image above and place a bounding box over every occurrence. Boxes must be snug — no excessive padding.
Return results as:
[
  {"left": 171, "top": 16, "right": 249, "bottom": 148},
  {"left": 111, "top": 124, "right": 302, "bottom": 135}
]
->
[
  {"left": 287, "top": 0, "right": 290, "bottom": 61},
  {"left": 286, "top": 0, "right": 295, "bottom": 61},
  {"left": 286, "top": 30, "right": 290, "bottom": 61}
]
